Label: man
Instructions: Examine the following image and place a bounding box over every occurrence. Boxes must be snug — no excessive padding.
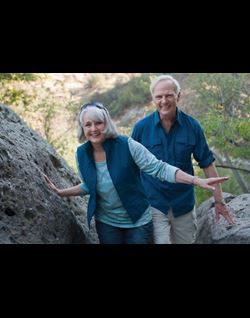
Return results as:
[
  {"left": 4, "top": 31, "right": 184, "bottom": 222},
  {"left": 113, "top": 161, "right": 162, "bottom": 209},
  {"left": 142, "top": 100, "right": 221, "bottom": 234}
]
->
[{"left": 131, "top": 75, "right": 235, "bottom": 244}]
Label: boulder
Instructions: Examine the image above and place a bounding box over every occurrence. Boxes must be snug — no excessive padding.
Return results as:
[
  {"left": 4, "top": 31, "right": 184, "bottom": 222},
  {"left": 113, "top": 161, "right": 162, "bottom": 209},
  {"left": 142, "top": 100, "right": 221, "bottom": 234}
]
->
[
  {"left": 0, "top": 104, "right": 99, "bottom": 244},
  {"left": 195, "top": 193, "right": 250, "bottom": 244}
]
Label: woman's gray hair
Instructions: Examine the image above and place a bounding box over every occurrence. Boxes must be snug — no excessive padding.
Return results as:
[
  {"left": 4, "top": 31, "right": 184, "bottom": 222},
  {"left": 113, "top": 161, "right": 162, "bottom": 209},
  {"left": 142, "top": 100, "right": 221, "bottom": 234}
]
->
[
  {"left": 150, "top": 75, "right": 181, "bottom": 96},
  {"left": 77, "top": 105, "right": 119, "bottom": 143}
]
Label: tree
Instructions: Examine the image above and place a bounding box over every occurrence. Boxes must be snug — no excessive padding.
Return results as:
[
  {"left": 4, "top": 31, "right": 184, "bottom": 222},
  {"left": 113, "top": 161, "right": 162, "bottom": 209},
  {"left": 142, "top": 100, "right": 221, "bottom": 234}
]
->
[
  {"left": 0, "top": 73, "right": 39, "bottom": 108},
  {"left": 0, "top": 73, "right": 78, "bottom": 168},
  {"left": 190, "top": 73, "right": 250, "bottom": 194}
]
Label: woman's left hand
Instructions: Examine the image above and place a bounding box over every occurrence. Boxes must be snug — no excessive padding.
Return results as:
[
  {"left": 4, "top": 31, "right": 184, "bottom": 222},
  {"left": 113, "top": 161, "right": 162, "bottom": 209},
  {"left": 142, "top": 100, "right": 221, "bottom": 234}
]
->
[{"left": 194, "top": 176, "right": 229, "bottom": 191}]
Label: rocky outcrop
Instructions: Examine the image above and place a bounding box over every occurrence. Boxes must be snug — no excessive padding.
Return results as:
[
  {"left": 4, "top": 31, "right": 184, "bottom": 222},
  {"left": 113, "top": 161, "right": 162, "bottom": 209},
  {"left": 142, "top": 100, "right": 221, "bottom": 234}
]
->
[
  {"left": 195, "top": 193, "right": 250, "bottom": 244},
  {"left": 0, "top": 104, "right": 99, "bottom": 244}
]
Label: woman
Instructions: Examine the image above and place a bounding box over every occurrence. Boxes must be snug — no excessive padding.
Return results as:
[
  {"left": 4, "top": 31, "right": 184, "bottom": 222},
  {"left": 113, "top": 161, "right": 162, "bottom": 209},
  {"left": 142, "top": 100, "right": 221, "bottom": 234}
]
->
[{"left": 44, "top": 102, "right": 229, "bottom": 244}]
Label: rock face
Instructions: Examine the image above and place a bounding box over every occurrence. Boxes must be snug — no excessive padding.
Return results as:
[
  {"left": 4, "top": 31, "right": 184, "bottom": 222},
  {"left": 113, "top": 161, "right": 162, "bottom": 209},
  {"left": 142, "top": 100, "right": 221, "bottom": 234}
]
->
[
  {"left": 195, "top": 193, "right": 250, "bottom": 244},
  {"left": 0, "top": 104, "right": 99, "bottom": 244}
]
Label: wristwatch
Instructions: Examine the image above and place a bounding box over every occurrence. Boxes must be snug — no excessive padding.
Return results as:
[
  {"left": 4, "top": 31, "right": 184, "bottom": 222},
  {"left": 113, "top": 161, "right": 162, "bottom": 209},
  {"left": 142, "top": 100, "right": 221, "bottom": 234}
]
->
[{"left": 214, "top": 200, "right": 226, "bottom": 206}]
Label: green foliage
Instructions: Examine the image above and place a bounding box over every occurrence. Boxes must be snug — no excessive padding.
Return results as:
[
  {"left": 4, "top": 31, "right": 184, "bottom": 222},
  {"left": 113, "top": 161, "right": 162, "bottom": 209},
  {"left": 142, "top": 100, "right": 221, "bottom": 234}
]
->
[
  {"left": 190, "top": 73, "right": 250, "bottom": 160},
  {"left": 35, "top": 100, "right": 58, "bottom": 142},
  {"left": 189, "top": 73, "right": 250, "bottom": 197},
  {"left": 0, "top": 73, "right": 78, "bottom": 169},
  {"left": 0, "top": 73, "right": 38, "bottom": 81},
  {"left": 91, "top": 74, "right": 152, "bottom": 117},
  {"left": 0, "top": 73, "right": 38, "bottom": 107},
  {"left": 0, "top": 87, "right": 33, "bottom": 107},
  {"left": 194, "top": 166, "right": 247, "bottom": 207},
  {"left": 25, "top": 95, "right": 78, "bottom": 159},
  {"left": 194, "top": 168, "right": 211, "bottom": 207}
]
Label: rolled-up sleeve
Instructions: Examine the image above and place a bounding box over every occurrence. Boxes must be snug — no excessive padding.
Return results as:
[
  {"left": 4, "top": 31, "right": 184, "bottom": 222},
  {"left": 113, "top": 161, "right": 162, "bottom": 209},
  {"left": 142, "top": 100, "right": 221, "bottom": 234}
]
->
[
  {"left": 193, "top": 125, "right": 215, "bottom": 169},
  {"left": 128, "top": 138, "right": 179, "bottom": 183},
  {"left": 79, "top": 183, "right": 90, "bottom": 196}
]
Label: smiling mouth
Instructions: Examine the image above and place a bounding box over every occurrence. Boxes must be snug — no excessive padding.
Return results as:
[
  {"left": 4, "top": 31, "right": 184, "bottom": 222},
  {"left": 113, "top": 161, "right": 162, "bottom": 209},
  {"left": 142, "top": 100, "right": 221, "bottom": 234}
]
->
[{"left": 161, "top": 106, "right": 171, "bottom": 110}]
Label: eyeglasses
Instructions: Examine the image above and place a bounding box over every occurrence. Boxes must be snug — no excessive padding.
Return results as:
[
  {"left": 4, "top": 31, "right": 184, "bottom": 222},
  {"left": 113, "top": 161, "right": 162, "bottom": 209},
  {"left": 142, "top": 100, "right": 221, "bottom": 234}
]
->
[{"left": 80, "top": 102, "right": 106, "bottom": 111}]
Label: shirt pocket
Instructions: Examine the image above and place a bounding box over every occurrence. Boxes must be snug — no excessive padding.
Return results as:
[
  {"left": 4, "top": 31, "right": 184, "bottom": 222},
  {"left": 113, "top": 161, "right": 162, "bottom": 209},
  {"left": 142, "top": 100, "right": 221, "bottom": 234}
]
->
[
  {"left": 175, "top": 138, "right": 195, "bottom": 163},
  {"left": 144, "top": 140, "right": 163, "bottom": 160},
  {"left": 175, "top": 161, "right": 193, "bottom": 174}
]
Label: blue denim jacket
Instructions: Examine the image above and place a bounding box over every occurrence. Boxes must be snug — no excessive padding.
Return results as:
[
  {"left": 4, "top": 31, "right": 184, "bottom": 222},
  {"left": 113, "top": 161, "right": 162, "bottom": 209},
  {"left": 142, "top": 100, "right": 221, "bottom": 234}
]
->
[{"left": 131, "top": 108, "right": 215, "bottom": 217}]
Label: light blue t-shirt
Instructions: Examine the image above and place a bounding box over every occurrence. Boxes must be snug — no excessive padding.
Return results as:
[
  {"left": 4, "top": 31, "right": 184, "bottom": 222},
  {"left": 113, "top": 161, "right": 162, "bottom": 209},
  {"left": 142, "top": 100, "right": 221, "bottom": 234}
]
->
[{"left": 79, "top": 137, "right": 178, "bottom": 228}]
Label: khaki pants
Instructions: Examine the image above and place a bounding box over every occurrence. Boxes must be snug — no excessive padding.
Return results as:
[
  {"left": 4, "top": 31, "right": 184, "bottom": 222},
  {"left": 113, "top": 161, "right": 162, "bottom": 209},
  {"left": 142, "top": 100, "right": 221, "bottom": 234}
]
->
[{"left": 151, "top": 207, "right": 197, "bottom": 244}]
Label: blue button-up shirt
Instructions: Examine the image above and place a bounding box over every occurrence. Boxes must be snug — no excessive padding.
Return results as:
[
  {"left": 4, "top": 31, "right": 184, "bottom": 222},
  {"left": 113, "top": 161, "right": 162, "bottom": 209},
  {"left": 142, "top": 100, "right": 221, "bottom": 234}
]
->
[{"left": 131, "top": 108, "right": 215, "bottom": 217}]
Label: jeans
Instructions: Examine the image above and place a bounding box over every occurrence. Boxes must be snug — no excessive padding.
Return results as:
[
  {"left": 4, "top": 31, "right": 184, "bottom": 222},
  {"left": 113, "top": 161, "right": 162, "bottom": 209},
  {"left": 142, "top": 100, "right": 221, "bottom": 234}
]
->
[{"left": 95, "top": 220, "right": 153, "bottom": 244}]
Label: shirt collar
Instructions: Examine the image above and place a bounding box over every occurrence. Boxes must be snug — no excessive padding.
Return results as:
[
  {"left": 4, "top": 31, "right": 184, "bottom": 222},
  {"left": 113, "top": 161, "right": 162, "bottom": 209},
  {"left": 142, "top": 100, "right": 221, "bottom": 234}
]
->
[
  {"left": 176, "top": 107, "right": 184, "bottom": 126},
  {"left": 154, "top": 107, "right": 183, "bottom": 126}
]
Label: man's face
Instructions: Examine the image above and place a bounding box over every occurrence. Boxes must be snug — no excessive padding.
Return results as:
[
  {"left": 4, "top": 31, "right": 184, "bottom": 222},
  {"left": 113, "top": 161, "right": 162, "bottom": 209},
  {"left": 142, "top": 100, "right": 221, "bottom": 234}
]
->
[{"left": 152, "top": 80, "right": 180, "bottom": 120}]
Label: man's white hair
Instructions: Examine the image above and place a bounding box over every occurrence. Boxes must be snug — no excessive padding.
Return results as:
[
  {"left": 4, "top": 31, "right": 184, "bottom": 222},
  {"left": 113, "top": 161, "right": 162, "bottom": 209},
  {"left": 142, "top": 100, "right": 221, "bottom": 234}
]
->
[{"left": 150, "top": 75, "right": 181, "bottom": 96}]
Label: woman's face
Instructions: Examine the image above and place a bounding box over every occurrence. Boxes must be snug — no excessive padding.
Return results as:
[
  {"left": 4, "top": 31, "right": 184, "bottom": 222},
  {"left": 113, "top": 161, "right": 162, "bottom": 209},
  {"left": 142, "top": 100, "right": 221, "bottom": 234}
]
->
[{"left": 83, "top": 114, "right": 106, "bottom": 145}]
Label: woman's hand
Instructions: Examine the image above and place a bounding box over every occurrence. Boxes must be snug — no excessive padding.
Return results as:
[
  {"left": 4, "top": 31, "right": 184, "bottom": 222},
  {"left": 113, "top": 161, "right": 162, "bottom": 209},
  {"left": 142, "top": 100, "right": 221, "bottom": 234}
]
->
[
  {"left": 43, "top": 174, "right": 62, "bottom": 196},
  {"left": 43, "top": 173, "right": 83, "bottom": 197},
  {"left": 193, "top": 176, "right": 229, "bottom": 191}
]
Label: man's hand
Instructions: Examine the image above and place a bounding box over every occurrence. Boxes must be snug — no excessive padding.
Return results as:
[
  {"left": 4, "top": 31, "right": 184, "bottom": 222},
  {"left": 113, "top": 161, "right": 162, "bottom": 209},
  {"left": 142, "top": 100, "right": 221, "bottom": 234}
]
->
[{"left": 215, "top": 201, "right": 235, "bottom": 225}]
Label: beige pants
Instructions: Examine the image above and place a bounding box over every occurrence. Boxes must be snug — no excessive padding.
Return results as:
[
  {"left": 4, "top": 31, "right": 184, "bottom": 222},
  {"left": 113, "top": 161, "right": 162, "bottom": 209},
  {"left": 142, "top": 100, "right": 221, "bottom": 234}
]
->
[{"left": 151, "top": 207, "right": 197, "bottom": 244}]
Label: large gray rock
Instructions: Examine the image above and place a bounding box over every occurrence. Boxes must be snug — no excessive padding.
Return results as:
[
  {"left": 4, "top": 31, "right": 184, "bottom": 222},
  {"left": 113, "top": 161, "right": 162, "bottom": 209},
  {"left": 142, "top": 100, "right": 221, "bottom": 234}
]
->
[
  {"left": 195, "top": 193, "right": 250, "bottom": 244},
  {"left": 0, "top": 104, "right": 99, "bottom": 244}
]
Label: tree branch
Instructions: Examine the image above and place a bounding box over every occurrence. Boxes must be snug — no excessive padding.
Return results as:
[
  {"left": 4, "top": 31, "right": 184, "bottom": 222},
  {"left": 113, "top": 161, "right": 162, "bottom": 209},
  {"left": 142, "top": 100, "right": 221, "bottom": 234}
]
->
[{"left": 193, "top": 163, "right": 250, "bottom": 174}]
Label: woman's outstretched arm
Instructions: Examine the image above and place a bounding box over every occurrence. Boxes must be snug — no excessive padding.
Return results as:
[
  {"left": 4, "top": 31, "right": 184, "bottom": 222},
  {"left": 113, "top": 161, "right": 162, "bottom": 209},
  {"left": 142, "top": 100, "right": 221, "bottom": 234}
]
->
[
  {"left": 43, "top": 174, "right": 83, "bottom": 197},
  {"left": 175, "top": 170, "right": 229, "bottom": 191}
]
